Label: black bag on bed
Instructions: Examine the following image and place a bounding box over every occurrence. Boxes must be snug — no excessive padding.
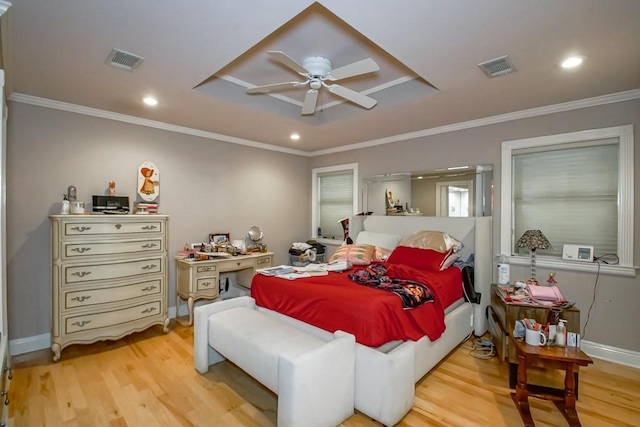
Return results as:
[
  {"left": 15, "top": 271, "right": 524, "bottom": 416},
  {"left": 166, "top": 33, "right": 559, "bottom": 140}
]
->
[{"left": 461, "top": 266, "right": 480, "bottom": 304}]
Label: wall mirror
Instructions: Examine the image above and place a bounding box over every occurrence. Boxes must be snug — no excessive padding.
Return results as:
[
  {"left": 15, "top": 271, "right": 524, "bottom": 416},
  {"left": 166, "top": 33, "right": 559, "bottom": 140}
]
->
[{"left": 363, "top": 165, "right": 493, "bottom": 217}]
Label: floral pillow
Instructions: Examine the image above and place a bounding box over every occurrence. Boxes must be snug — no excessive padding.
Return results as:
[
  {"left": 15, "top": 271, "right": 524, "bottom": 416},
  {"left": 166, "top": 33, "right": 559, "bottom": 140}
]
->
[{"left": 329, "top": 244, "right": 376, "bottom": 265}]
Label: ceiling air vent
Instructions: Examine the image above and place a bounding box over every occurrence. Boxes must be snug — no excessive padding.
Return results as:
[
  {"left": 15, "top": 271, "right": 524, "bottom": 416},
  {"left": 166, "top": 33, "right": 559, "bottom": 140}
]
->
[
  {"left": 106, "top": 48, "right": 144, "bottom": 71},
  {"left": 478, "top": 55, "right": 516, "bottom": 78}
]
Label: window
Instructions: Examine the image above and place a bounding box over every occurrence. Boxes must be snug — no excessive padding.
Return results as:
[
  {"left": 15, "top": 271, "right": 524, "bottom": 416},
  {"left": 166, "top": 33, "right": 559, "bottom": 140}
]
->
[
  {"left": 500, "top": 125, "right": 634, "bottom": 275},
  {"left": 312, "top": 163, "right": 358, "bottom": 242}
]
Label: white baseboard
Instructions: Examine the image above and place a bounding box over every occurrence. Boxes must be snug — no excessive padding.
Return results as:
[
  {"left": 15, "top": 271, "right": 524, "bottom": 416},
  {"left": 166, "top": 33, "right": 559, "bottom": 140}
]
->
[
  {"left": 10, "top": 306, "right": 180, "bottom": 356},
  {"left": 581, "top": 340, "right": 640, "bottom": 369}
]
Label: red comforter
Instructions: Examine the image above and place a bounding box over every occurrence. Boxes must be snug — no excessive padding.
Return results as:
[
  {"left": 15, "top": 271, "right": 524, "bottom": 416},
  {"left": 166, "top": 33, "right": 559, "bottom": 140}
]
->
[{"left": 251, "top": 263, "right": 463, "bottom": 347}]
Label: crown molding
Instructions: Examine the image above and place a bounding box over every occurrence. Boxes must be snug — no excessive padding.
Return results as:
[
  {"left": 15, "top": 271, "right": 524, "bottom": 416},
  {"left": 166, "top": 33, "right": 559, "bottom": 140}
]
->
[
  {"left": 7, "top": 93, "right": 309, "bottom": 157},
  {"left": 310, "top": 89, "right": 640, "bottom": 156},
  {"left": 8, "top": 89, "right": 640, "bottom": 158}
]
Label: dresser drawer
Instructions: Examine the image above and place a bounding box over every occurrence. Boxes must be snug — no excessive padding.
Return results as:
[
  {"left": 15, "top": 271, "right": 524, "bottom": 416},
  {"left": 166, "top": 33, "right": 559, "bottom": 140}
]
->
[
  {"left": 64, "top": 256, "right": 163, "bottom": 285},
  {"left": 63, "top": 219, "right": 164, "bottom": 237},
  {"left": 64, "top": 278, "right": 163, "bottom": 309},
  {"left": 64, "top": 300, "right": 163, "bottom": 334},
  {"left": 63, "top": 238, "right": 164, "bottom": 259}
]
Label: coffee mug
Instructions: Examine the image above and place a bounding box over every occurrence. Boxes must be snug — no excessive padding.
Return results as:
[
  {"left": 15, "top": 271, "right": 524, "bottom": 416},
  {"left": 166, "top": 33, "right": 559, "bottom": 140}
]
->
[{"left": 525, "top": 328, "right": 547, "bottom": 346}]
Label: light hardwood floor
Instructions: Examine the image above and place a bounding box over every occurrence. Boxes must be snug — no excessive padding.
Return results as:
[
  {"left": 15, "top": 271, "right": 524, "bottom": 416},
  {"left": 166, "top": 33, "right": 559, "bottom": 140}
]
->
[{"left": 8, "top": 318, "right": 640, "bottom": 426}]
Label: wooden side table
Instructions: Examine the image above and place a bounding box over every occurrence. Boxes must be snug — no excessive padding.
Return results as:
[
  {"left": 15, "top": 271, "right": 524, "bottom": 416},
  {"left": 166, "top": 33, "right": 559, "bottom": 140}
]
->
[
  {"left": 488, "top": 284, "right": 581, "bottom": 388},
  {"left": 510, "top": 337, "right": 593, "bottom": 427}
]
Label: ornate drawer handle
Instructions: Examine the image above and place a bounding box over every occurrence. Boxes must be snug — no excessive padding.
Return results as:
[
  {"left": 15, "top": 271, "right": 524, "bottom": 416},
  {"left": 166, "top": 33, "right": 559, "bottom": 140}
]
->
[
  {"left": 142, "top": 264, "right": 157, "bottom": 270},
  {"left": 141, "top": 286, "right": 157, "bottom": 292},
  {"left": 203, "top": 267, "right": 213, "bottom": 271},
  {"left": 71, "top": 295, "right": 91, "bottom": 303},
  {"left": 201, "top": 281, "right": 211, "bottom": 287},
  {"left": 70, "top": 247, "right": 92, "bottom": 254},
  {"left": 141, "top": 307, "right": 157, "bottom": 314},
  {"left": 4, "top": 366, "right": 12, "bottom": 380},
  {"left": 0, "top": 389, "right": 8, "bottom": 405},
  {"left": 141, "top": 225, "right": 158, "bottom": 230},
  {"left": 141, "top": 243, "right": 158, "bottom": 249},
  {"left": 71, "top": 271, "right": 92, "bottom": 278},
  {"left": 71, "top": 320, "right": 91, "bottom": 328},
  {"left": 70, "top": 226, "right": 91, "bottom": 232}
]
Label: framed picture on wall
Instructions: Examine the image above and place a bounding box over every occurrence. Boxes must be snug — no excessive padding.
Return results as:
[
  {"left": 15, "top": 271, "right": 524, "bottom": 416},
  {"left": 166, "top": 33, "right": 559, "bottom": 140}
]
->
[{"left": 209, "top": 233, "right": 230, "bottom": 245}]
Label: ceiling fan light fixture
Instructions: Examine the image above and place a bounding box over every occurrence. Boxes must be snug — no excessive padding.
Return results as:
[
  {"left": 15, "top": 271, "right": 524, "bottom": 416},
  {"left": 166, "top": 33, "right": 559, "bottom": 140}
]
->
[{"left": 247, "top": 51, "right": 379, "bottom": 115}]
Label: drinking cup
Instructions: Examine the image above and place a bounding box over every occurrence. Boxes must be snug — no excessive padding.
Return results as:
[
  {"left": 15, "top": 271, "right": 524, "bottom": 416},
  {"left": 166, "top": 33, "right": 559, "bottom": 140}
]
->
[{"left": 525, "top": 328, "right": 547, "bottom": 346}]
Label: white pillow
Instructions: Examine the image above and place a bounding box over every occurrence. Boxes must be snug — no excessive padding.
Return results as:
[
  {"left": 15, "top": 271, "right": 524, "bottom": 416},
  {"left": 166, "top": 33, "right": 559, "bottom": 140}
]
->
[{"left": 355, "top": 231, "right": 402, "bottom": 251}]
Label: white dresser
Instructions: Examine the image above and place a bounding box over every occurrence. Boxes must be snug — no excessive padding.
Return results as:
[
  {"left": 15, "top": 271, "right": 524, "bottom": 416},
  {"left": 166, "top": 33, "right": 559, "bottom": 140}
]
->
[{"left": 50, "top": 214, "right": 170, "bottom": 361}]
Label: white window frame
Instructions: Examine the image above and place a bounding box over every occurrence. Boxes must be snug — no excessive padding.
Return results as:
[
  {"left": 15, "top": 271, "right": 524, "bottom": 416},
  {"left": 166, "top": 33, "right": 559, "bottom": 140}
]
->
[
  {"left": 500, "top": 125, "right": 635, "bottom": 276},
  {"left": 312, "top": 163, "right": 359, "bottom": 245}
]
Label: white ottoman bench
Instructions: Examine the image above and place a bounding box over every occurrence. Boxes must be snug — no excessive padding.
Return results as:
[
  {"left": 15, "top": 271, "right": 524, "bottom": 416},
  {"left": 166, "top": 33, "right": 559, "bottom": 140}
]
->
[{"left": 194, "top": 296, "right": 355, "bottom": 427}]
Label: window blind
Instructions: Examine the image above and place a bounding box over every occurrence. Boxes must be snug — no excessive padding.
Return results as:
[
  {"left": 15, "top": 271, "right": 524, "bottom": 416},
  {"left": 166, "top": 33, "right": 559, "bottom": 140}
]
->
[
  {"left": 318, "top": 170, "right": 354, "bottom": 240},
  {"left": 513, "top": 140, "right": 618, "bottom": 257}
]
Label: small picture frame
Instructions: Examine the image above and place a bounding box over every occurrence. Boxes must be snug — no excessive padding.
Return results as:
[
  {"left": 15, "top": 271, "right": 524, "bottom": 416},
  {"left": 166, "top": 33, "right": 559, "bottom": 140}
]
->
[
  {"left": 209, "top": 233, "right": 230, "bottom": 245},
  {"left": 188, "top": 242, "right": 204, "bottom": 251}
]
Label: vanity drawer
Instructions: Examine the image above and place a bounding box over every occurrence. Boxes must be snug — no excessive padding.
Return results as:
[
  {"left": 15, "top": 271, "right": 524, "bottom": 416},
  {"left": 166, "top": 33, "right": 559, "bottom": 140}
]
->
[
  {"left": 196, "top": 277, "right": 218, "bottom": 293},
  {"left": 63, "top": 219, "right": 164, "bottom": 237},
  {"left": 217, "top": 257, "right": 256, "bottom": 272},
  {"left": 63, "top": 278, "right": 163, "bottom": 310},
  {"left": 64, "top": 300, "right": 163, "bottom": 334},
  {"left": 256, "top": 255, "right": 272, "bottom": 267},
  {"left": 196, "top": 265, "right": 217, "bottom": 273},
  {"left": 63, "top": 238, "right": 164, "bottom": 259},
  {"left": 63, "top": 256, "right": 163, "bottom": 285}
]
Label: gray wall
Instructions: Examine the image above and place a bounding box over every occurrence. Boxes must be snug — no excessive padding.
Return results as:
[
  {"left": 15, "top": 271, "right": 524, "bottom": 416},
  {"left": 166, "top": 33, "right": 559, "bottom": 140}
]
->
[
  {"left": 7, "top": 102, "right": 310, "bottom": 341},
  {"left": 311, "top": 99, "right": 640, "bottom": 352},
  {"left": 7, "top": 98, "right": 640, "bottom": 354}
]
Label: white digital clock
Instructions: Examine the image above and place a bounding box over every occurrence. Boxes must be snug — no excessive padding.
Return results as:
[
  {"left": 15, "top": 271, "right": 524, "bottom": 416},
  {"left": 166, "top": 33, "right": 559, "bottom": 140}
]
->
[{"left": 562, "top": 244, "right": 594, "bottom": 262}]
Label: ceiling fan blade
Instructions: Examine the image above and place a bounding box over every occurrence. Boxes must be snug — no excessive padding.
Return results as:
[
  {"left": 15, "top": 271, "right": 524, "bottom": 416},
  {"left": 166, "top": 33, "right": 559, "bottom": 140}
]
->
[
  {"left": 246, "top": 81, "right": 307, "bottom": 94},
  {"left": 325, "top": 84, "right": 377, "bottom": 109},
  {"left": 326, "top": 58, "right": 380, "bottom": 81},
  {"left": 267, "top": 51, "right": 308, "bottom": 75},
  {"left": 301, "top": 89, "right": 319, "bottom": 115}
]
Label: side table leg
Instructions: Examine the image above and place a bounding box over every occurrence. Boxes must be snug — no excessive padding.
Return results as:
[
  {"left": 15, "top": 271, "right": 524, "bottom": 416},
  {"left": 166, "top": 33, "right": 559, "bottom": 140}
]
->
[
  {"left": 554, "top": 363, "right": 582, "bottom": 427},
  {"left": 509, "top": 362, "right": 518, "bottom": 389},
  {"left": 511, "top": 352, "right": 535, "bottom": 427}
]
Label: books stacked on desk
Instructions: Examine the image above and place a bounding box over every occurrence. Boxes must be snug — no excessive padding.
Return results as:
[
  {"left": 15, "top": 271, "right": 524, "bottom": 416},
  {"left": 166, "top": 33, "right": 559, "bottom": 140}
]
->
[{"left": 134, "top": 202, "right": 159, "bottom": 214}]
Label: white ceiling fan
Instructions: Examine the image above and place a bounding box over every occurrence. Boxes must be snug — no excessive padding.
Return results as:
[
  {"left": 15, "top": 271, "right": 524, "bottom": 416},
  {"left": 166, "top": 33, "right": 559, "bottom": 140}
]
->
[{"left": 246, "top": 51, "right": 380, "bottom": 115}]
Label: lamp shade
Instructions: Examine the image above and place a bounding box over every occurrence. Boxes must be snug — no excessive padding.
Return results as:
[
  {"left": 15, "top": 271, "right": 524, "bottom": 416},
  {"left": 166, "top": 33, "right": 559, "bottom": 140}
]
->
[{"left": 516, "top": 230, "right": 552, "bottom": 251}]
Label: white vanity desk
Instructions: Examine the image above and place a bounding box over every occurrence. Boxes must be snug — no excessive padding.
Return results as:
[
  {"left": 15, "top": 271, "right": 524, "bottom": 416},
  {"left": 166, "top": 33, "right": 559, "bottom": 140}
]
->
[{"left": 176, "top": 252, "right": 273, "bottom": 325}]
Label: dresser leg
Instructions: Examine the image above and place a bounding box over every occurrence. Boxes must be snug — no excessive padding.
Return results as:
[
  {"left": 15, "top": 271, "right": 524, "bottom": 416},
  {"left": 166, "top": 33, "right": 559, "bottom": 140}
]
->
[
  {"left": 163, "top": 316, "right": 170, "bottom": 333},
  {"left": 51, "top": 342, "right": 61, "bottom": 362}
]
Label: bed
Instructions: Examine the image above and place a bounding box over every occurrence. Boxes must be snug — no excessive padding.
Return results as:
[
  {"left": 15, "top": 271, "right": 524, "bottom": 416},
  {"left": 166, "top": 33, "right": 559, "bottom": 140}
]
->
[{"left": 251, "top": 215, "right": 492, "bottom": 425}]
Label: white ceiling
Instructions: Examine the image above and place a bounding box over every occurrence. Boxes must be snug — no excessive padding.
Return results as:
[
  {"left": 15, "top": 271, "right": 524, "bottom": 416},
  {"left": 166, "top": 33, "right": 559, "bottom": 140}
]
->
[{"left": 5, "top": 0, "right": 640, "bottom": 154}]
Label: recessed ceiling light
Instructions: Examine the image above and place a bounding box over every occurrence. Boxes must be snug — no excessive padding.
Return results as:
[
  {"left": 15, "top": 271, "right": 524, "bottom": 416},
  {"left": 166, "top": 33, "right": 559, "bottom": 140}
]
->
[
  {"left": 290, "top": 133, "right": 300, "bottom": 141},
  {"left": 143, "top": 96, "right": 158, "bottom": 106},
  {"left": 561, "top": 56, "right": 584, "bottom": 69}
]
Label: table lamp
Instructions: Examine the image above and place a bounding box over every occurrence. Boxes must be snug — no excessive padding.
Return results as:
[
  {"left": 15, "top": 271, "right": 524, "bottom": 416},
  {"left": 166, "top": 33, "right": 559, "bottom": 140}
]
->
[{"left": 516, "top": 229, "right": 552, "bottom": 284}]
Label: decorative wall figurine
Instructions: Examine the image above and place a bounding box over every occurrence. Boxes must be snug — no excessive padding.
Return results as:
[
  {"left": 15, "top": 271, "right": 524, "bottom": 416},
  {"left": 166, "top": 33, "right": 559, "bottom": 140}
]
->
[
  {"left": 137, "top": 161, "right": 160, "bottom": 202},
  {"left": 108, "top": 180, "right": 116, "bottom": 196}
]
